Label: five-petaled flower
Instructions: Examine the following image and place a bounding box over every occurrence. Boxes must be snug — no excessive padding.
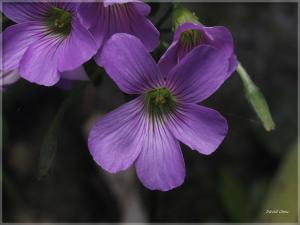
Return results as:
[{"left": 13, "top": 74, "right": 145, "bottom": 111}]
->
[
  {"left": 78, "top": 0, "right": 159, "bottom": 66},
  {"left": 2, "top": 2, "right": 238, "bottom": 191},
  {"left": 88, "top": 33, "right": 230, "bottom": 191},
  {"left": 159, "top": 22, "right": 238, "bottom": 77},
  {"left": 2, "top": 3, "right": 96, "bottom": 86}
]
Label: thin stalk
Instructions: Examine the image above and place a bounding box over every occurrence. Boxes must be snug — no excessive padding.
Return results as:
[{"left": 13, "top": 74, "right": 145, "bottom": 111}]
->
[{"left": 237, "top": 62, "right": 275, "bottom": 131}]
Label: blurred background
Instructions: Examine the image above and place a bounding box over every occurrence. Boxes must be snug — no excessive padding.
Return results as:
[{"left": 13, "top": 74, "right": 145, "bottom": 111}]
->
[{"left": 1, "top": 2, "right": 298, "bottom": 223}]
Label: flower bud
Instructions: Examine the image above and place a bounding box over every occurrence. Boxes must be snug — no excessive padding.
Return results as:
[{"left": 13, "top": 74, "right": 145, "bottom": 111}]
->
[{"left": 172, "top": 3, "right": 199, "bottom": 30}]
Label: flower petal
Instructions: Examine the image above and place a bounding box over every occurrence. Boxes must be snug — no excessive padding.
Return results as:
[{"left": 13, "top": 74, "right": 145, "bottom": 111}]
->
[
  {"left": 135, "top": 119, "right": 185, "bottom": 191},
  {"left": 133, "top": 1, "right": 151, "bottom": 16},
  {"left": 79, "top": 1, "right": 158, "bottom": 57},
  {"left": 77, "top": 3, "right": 108, "bottom": 48},
  {"left": 2, "top": 3, "right": 49, "bottom": 23},
  {"left": 100, "top": 33, "right": 163, "bottom": 94},
  {"left": 174, "top": 23, "right": 235, "bottom": 60},
  {"left": 57, "top": 17, "right": 97, "bottom": 72},
  {"left": 166, "top": 45, "right": 229, "bottom": 103},
  {"left": 103, "top": 0, "right": 140, "bottom": 7},
  {"left": 127, "top": 5, "right": 159, "bottom": 52},
  {"left": 78, "top": 2, "right": 133, "bottom": 52},
  {"left": 88, "top": 97, "right": 146, "bottom": 173},
  {"left": 203, "top": 26, "right": 235, "bottom": 59},
  {"left": 54, "top": 2, "right": 78, "bottom": 12},
  {"left": 228, "top": 54, "right": 238, "bottom": 77},
  {"left": 167, "top": 103, "right": 228, "bottom": 155},
  {"left": 158, "top": 41, "right": 179, "bottom": 76},
  {"left": 173, "top": 22, "right": 202, "bottom": 41},
  {"left": 3, "top": 22, "right": 44, "bottom": 71},
  {"left": 0, "top": 69, "right": 20, "bottom": 88},
  {"left": 19, "top": 36, "right": 61, "bottom": 86},
  {"left": 171, "top": 23, "right": 237, "bottom": 78}
]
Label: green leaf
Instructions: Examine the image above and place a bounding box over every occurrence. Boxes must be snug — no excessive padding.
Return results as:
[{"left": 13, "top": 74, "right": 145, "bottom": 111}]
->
[
  {"left": 258, "top": 143, "right": 298, "bottom": 222},
  {"left": 220, "top": 169, "right": 250, "bottom": 222},
  {"left": 38, "top": 116, "right": 60, "bottom": 179},
  {"left": 37, "top": 84, "right": 85, "bottom": 179},
  {"left": 248, "top": 179, "right": 269, "bottom": 219},
  {"left": 237, "top": 62, "right": 275, "bottom": 131}
]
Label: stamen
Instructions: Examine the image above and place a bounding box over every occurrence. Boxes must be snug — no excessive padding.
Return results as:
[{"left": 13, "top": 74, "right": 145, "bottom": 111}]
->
[
  {"left": 179, "top": 29, "right": 202, "bottom": 49},
  {"left": 144, "top": 87, "right": 177, "bottom": 118},
  {"left": 45, "top": 7, "right": 72, "bottom": 36}
]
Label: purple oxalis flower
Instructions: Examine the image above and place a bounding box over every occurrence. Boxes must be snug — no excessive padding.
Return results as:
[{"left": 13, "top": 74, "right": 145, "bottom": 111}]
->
[
  {"left": 2, "top": 2, "right": 97, "bottom": 86},
  {"left": 159, "top": 22, "right": 238, "bottom": 77},
  {"left": 78, "top": 0, "right": 159, "bottom": 66},
  {"left": 88, "top": 33, "right": 230, "bottom": 191}
]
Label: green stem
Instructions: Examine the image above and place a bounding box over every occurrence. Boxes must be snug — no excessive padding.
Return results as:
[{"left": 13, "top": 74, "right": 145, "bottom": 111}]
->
[
  {"left": 237, "top": 62, "right": 275, "bottom": 131},
  {"left": 237, "top": 63, "right": 255, "bottom": 90},
  {"left": 156, "top": 5, "right": 173, "bottom": 28},
  {"left": 37, "top": 84, "right": 86, "bottom": 179}
]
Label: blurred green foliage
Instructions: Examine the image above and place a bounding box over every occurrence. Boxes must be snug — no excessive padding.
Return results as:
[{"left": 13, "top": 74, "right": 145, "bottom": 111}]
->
[
  {"left": 220, "top": 169, "right": 251, "bottom": 221},
  {"left": 258, "top": 143, "right": 298, "bottom": 222}
]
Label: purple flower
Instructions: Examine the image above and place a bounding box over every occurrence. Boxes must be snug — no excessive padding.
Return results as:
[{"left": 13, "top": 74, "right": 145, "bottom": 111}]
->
[
  {"left": 78, "top": 0, "right": 159, "bottom": 66},
  {"left": 88, "top": 33, "right": 229, "bottom": 191},
  {"left": 2, "top": 3, "right": 97, "bottom": 86},
  {"left": 159, "top": 22, "right": 238, "bottom": 77}
]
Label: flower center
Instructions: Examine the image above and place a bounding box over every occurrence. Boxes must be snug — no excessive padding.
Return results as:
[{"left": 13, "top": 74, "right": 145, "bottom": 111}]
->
[
  {"left": 179, "top": 29, "right": 202, "bottom": 46},
  {"left": 144, "top": 87, "right": 177, "bottom": 118},
  {"left": 45, "top": 7, "right": 72, "bottom": 36}
]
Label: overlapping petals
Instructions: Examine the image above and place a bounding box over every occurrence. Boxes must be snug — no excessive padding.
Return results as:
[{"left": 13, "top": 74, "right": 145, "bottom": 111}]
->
[
  {"left": 3, "top": 1, "right": 233, "bottom": 191},
  {"left": 159, "top": 22, "right": 238, "bottom": 77},
  {"left": 78, "top": 0, "right": 159, "bottom": 66},
  {"left": 100, "top": 33, "right": 163, "bottom": 94},
  {"left": 89, "top": 34, "right": 230, "bottom": 191},
  {"left": 2, "top": 3, "right": 97, "bottom": 86},
  {"left": 166, "top": 45, "right": 229, "bottom": 103},
  {"left": 57, "top": 17, "right": 97, "bottom": 72}
]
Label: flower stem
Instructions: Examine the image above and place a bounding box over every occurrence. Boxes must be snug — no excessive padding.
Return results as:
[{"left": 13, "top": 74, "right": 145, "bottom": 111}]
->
[
  {"left": 237, "top": 62, "right": 275, "bottom": 131},
  {"left": 38, "top": 83, "right": 86, "bottom": 179},
  {"left": 156, "top": 4, "right": 173, "bottom": 28}
]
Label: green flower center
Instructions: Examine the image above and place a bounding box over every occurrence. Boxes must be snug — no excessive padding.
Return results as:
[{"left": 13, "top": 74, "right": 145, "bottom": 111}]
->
[
  {"left": 144, "top": 87, "right": 177, "bottom": 118},
  {"left": 45, "top": 7, "right": 72, "bottom": 36},
  {"left": 180, "top": 29, "right": 202, "bottom": 46}
]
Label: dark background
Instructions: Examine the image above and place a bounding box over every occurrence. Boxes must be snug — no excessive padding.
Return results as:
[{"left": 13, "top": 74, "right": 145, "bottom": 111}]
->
[{"left": 2, "top": 2, "right": 298, "bottom": 223}]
